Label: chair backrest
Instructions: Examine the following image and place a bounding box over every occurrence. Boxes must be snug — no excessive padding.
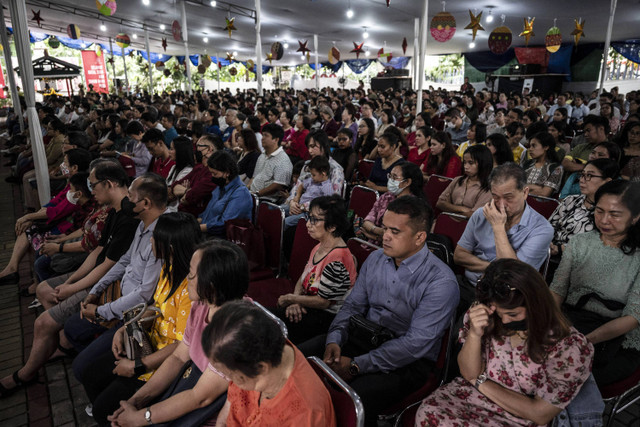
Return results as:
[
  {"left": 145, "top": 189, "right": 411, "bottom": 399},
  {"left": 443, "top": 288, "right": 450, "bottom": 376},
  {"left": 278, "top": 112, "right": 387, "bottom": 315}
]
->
[
  {"left": 347, "top": 238, "right": 381, "bottom": 273},
  {"left": 308, "top": 356, "right": 365, "bottom": 427},
  {"left": 424, "top": 174, "right": 454, "bottom": 215},
  {"left": 527, "top": 195, "right": 559, "bottom": 220},
  {"left": 252, "top": 300, "right": 288, "bottom": 338},
  {"left": 349, "top": 185, "right": 379, "bottom": 219},
  {"left": 250, "top": 192, "right": 260, "bottom": 223},
  {"left": 540, "top": 247, "right": 551, "bottom": 280},
  {"left": 256, "top": 201, "right": 285, "bottom": 273},
  {"left": 289, "top": 218, "right": 318, "bottom": 282},
  {"left": 356, "top": 159, "right": 375, "bottom": 182},
  {"left": 432, "top": 212, "right": 468, "bottom": 249}
]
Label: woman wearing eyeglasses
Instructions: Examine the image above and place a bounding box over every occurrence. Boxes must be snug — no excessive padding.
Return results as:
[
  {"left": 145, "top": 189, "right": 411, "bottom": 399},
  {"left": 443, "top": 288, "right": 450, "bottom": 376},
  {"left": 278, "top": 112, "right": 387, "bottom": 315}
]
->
[
  {"left": 272, "top": 195, "right": 357, "bottom": 345},
  {"left": 551, "top": 180, "right": 640, "bottom": 387},
  {"left": 415, "top": 258, "right": 594, "bottom": 427}
]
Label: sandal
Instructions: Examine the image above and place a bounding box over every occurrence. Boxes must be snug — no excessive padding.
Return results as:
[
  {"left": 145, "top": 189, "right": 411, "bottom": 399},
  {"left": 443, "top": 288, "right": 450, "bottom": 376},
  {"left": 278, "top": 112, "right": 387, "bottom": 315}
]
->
[
  {"left": 47, "top": 344, "right": 78, "bottom": 364},
  {"left": 0, "top": 371, "right": 38, "bottom": 398}
]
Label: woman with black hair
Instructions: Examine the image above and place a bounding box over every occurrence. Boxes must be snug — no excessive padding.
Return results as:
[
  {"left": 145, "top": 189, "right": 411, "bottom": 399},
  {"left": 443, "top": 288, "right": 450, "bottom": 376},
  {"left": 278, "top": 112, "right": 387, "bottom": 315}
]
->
[
  {"left": 69, "top": 213, "right": 203, "bottom": 425},
  {"left": 167, "top": 136, "right": 195, "bottom": 186},
  {"left": 456, "top": 122, "right": 487, "bottom": 158},
  {"left": 436, "top": 145, "right": 493, "bottom": 218},
  {"left": 364, "top": 133, "right": 404, "bottom": 192},
  {"left": 355, "top": 117, "right": 377, "bottom": 160},
  {"left": 285, "top": 114, "right": 311, "bottom": 164},
  {"left": 522, "top": 131, "right": 564, "bottom": 197},
  {"left": 236, "top": 129, "right": 262, "bottom": 184},
  {"left": 107, "top": 239, "right": 249, "bottom": 427},
  {"left": 405, "top": 111, "right": 430, "bottom": 146},
  {"left": 407, "top": 127, "right": 434, "bottom": 167},
  {"left": 340, "top": 103, "right": 359, "bottom": 147},
  {"left": 485, "top": 133, "right": 514, "bottom": 167},
  {"left": 422, "top": 131, "right": 462, "bottom": 179}
]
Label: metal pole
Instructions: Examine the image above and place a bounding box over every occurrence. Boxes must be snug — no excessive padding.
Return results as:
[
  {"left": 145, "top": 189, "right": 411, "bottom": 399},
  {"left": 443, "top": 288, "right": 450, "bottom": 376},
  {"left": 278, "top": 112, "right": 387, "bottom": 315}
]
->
[
  {"left": 108, "top": 37, "right": 117, "bottom": 90},
  {"left": 413, "top": 18, "right": 419, "bottom": 90},
  {"left": 255, "top": 0, "right": 263, "bottom": 96},
  {"left": 216, "top": 51, "right": 220, "bottom": 92},
  {"left": 144, "top": 28, "right": 153, "bottom": 94},
  {"left": 598, "top": 0, "right": 618, "bottom": 94},
  {"left": 8, "top": 0, "right": 50, "bottom": 204},
  {"left": 121, "top": 45, "right": 129, "bottom": 95},
  {"left": 416, "top": 0, "right": 429, "bottom": 113},
  {"left": 314, "top": 34, "right": 319, "bottom": 91},
  {"left": 180, "top": 0, "right": 192, "bottom": 95},
  {"left": 0, "top": 2, "right": 24, "bottom": 132}
]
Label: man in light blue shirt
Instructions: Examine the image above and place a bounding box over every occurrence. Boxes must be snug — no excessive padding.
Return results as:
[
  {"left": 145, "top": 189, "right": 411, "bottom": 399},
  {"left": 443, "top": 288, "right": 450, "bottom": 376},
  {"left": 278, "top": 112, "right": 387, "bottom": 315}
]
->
[{"left": 455, "top": 163, "right": 553, "bottom": 311}]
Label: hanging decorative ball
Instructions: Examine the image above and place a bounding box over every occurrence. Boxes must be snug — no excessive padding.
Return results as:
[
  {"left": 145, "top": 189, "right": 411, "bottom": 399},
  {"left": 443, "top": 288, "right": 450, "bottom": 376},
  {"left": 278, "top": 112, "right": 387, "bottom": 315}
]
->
[
  {"left": 115, "top": 33, "right": 130, "bottom": 48},
  {"left": 172, "top": 20, "right": 182, "bottom": 41},
  {"left": 430, "top": 12, "right": 456, "bottom": 43},
  {"left": 271, "top": 42, "right": 284, "bottom": 60},
  {"left": 155, "top": 61, "right": 166, "bottom": 71},
  {"left": 246, "top": 59, "right": 255, "bottom": 71},
  {"left": 67, "top": 24, "right": 81, "bottom": 40},
  {"left": 201, "top": 55, "right": 212, "bottom": 68},
  {"left": 48, "top": 36, "right": 61, "bottom": 49},
  {"left": 96, "top": 0, "right": 117, "bottom": 17},
  {"left": 163, "top": 69, "right": 171, "bottom": 77},
  {"left": 328, "top": 46, "right": 340, "bottom": 64},
  {"left": 197, "top": 64, "right": 207, "bottom": 74},
  {"left": 545, "top": 27, "right": 562, "bottom": 53},
  {"left": 229, "top": 67, "right": 238, "bottom": 76},
  {"left": 488, "top": 26, "right": 512, "bottom": 55}
]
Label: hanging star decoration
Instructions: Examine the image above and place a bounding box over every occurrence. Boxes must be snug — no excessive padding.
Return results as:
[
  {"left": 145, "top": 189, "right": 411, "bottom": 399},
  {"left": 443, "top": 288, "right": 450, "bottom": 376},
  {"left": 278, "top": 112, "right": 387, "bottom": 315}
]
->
[
  {"left": 128, "top": 50, "right": 135, "bottom": 58},
  {"left": 107, "top": 56, "right": 115, "bottom": 65},
  {"left": 162, "top": 38, "right": 168, "bottom": 52},
  {"left": 464, "top": 10, "right": 485, "bottom": 41},
  {"left": 350, "top": 42, "right": 364, "bottom": 59},
  {"left": 31, "top": 9, "right": 44, "bottom": 27},
  {"left": 265, "top": 52, "right": 273, "bottom": 64},
  {"left": 402, "top": 37, "right": 408, "bottom": 54},
  {"left": 224, "top": 17, "right": 237, "bottom": 38},
  {"left": 519, "top": 17, "right": 535, "bottom": 46},
  {"left": 571, "top": 18, "right": 585, "bottom": 46},
  {"left": 297, "top": 40, "right": 311, "bottom": 55},
  {"left": 226, "top": 52, "right": 235, "bottom": 62}
]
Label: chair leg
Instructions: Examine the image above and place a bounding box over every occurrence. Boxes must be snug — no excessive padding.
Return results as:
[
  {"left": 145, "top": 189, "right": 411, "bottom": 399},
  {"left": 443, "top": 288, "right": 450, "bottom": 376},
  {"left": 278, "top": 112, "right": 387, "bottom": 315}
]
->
[{"left": 605, "top": 397, "right": 621, "bottom": 427}]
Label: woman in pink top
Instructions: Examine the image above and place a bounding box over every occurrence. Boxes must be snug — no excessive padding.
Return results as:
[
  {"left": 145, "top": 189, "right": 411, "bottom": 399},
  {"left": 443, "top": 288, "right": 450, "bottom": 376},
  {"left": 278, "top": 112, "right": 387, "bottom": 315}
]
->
[{"left": 108, "top": 240, "right": 249, "bottom": 427}]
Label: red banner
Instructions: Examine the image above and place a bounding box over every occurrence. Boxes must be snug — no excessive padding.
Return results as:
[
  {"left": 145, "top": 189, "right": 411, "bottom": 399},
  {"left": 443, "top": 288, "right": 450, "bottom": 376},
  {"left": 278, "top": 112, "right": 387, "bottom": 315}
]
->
[
  {"left": 0, "top": 61, "right": 5, "bottom": 99},
  {"left": 80, "top": 50, "right": 109, "bottom": 94}
]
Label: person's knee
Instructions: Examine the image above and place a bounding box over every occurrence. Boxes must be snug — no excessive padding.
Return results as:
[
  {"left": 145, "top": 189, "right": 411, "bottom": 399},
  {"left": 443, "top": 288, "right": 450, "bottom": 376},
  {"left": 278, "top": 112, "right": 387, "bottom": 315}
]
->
[
  {"left": 36, "top": 280, "right": 52, "bottom": 301},
  {"left": 35, "top": 311, "right": 62, "bottom": 337}
]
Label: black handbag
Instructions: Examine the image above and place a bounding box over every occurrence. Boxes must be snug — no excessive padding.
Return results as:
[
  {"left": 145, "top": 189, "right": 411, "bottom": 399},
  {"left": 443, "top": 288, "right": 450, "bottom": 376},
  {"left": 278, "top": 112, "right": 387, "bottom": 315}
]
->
[{"left": 347, "top": 314, "right": 395, "bottom": 354}]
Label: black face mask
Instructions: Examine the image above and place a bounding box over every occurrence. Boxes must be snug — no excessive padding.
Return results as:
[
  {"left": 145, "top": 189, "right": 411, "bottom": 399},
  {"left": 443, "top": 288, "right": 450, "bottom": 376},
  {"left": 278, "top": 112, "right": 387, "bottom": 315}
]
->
[
  {"left": 211, "top": 177, "right": 227, "bottom": 188},
  {"left": 121, "top": 197, "right": 141, "bottom": 217},
  {"left": 503, "top": 319, "right": 528, "bottom": 332}
]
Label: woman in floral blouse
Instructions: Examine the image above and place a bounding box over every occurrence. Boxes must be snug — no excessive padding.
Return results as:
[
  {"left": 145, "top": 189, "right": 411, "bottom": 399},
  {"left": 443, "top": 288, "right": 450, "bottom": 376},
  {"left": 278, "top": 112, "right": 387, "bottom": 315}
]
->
[{"left": 416, "top": 259, "right": 593, "bottom": 426}]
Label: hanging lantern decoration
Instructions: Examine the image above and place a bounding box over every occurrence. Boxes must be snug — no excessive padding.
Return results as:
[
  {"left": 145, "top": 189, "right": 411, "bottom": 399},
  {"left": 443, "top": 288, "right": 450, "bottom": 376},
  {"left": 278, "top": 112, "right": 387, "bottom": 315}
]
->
[
  {"left": 488, "top": 26, "right": 512, "bottom": 55},
  {"left": 48, "top": 36, "right": 61, "bottom": 49},
  {"left": 229, "top": 67, "right": 238, "bottom": 76},
  {"left": 430, "top": 12, "right": 456, "bottom": 43},
  {"left": 350, "top": 42, "right": 364, "bottom": 59},
  {"left": 155, "top": 61, "right": 166, "bottom": 71},
  {"left": 172, "top": 20, "right": 182, "bottom": 41},
  {"left": 271, "top": 42, "right": 284, "bottom": 60},
  {"left": 328, "top": 46, "right": 340, "bottom": 64},
  {"left": 402, "top": 37, "right": 408, "bottom": 54},
  {"left": 246, "top": 59, "right": 255, "bottom": 71},
  {"left": 571, "top": 18, "right": 585, "bottom": 47},
  {"left": 67, "top": 24, "right": 81, "bottom": 40},
  {"left": 115, "top": 33, "right": 130, "bottom": 48},
  {"left": 96, "top": 0, "right": 117, "bottom": 17},
  {"left": 464, "top": 10, "right": 485, "bottom": 42},
  {"left": 545, "top": 26, "right": 562, "bottom": 53},
  {"left": 163, "top": 69, "right": 171, "bottom": 77},
  {"left": 519, "top": 17, "right": 535, "bottom": 47},
  {"left": 197, "top": 64, "right": 207, "bottom": 74},
  {"left": 224, "top": 17, "right": 237, "bottom": 38}
]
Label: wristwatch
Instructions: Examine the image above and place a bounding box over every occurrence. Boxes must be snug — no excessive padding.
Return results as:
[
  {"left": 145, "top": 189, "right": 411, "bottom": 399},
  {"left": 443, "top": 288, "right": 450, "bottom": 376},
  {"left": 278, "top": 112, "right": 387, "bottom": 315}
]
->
[
  {"left": 144, "top": 407, "right": 153, "bottom": 425},
  {"left": 475, "top": 373, "right": 488, "bottom": 389},
  {"left": 134, "top": 357, "right": 146, "bottom": 376},
  {"left": 348, "top": 359, "right": 360, "bottom": 376}
]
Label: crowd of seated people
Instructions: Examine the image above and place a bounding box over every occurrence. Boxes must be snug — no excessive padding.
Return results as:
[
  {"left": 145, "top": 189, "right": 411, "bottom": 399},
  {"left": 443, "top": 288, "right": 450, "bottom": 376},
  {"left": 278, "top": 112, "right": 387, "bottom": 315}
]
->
[{"left": 0, "top": 83, "right": 638, "bottom": 426}]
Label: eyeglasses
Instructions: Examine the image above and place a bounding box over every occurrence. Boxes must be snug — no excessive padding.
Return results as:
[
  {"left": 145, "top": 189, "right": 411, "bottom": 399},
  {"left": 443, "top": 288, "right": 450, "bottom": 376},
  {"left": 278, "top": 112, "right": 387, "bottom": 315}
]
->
[
  {"left": 304, "top": 212, "right": 325, "bottom": 226},
  {"left": 87, "top": 179, "right": 105, "bottom": 192},
  {"left": 476, "top": 277, "right": 516, "bottom": 300},
  {"left": 579, "top": 172, "right": 604, "bottom": 181},
  {"left": 196, "top": 144, "right": 211, "bottom": 149},
  {"left": 387, "top": 173, "right": 406, "bottom": 181},
  {"left": 337, "top": 137, "right": 349, "bottom": 142},
  {"left": 629, "top": 131, "right": 640, "bottom": 137}
]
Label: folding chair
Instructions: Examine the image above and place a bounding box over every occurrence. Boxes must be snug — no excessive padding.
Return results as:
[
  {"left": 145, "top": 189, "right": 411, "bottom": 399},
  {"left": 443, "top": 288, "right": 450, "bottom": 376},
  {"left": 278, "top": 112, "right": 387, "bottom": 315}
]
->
[
  {"left": 356, "top": 159, "right": 375, "bottom": 182},
  {"left": 252, "top": 300, "right": 288, "bottom": 338},
  {"left": 308, "top": 356, "right": 365, "bottom": 427},
  {"left": 250, "top": 202, "right": 285, "bottom": 281},
  {"left": 250, "top": 192, "right": 260, "bottom": 224},
  {"left": 248, "top": 217, "right": 317, "bottom": 308},
  {"left": 527, "top": 195, "right": 560, "bottom": 220},
  {"left": 423, "top": 175, "right": 454, "bottom": 215},
  {"left": 601, "top": 366, "right": 640, "bottom": 427},
  {"left": 347, "top": 238, "right": 381, "bottom": 273},
  {"left": 539, "top": 247, "right": 551, "bottom": 280},
  {"left": 348, "top": 185, "right": 379, "bottom": 220}
]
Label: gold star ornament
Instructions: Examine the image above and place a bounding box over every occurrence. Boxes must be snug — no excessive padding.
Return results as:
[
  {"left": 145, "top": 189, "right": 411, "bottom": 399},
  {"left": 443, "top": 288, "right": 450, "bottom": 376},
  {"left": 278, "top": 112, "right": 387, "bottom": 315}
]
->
[
  {"left": 571, "top": 19, "right": 585, "bottom": 46},
  {"left": 464, "top": 10, "right": 485, "bottom": 41},
  {"left": 265, "top": 52, "right": 273, "bottom": 64},
  {"left": 224, "top": 17, "right": 236, "bottom": 38},
  {"left": 519, "top": 17, "right": 535, "bottom": 46}
]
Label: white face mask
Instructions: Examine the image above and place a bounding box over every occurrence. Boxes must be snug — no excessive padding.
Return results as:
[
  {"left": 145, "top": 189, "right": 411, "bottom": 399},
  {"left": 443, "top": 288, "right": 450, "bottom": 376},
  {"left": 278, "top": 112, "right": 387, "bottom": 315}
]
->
[
  {"left": 66, "top": 190, "right": 80, "bottom": 205},
  {"left": 446, "top": 121, "right": 456, "bottom": 129},
  {"left": 451, "top": 101, "right": 458, "bottom": 107},
  {"left": 410, "top": 124, "right": 417, "bottom": 133},
  {"left": 60, "top": 162, "right": 70, "bottom": 176},
  {"left": 387, "top": 178, "right": 406, "bottom": 195},
  {"left": 243, "top": 123, "right": 249, "bottom": 129}
]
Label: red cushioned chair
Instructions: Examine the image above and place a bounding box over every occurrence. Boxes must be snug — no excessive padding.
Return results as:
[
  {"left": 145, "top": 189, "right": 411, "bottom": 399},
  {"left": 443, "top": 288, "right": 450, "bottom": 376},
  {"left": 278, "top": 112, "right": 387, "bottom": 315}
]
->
[
  {"left": 349, "top": 185, "right": 379, "bottom": 220},
  {"left": 248, "top": 217, "right": 317, "bottom": 308},
  {"left": 527, "top": 195, "right": 559, "bottom": 220},
  {"left": 346, "top": 238, "right": 381, "bottom": 273},
  {"left": 432, "top": 212, "right": 468, "bottom": 249},
  {"left": 356, "top": 159, "right": 375, "bottom": 182},
  {"left": 600, "top": 366, "right": 640, "bottom": 427},
  {"left": 424, "top": 175, "right": 454, "bottom": 216},
  {"left": 249, "top": 201, "right": 285, "bottom": 281},
  {"left": 308, "top": 356, "right": 365, "bottom": 427}
]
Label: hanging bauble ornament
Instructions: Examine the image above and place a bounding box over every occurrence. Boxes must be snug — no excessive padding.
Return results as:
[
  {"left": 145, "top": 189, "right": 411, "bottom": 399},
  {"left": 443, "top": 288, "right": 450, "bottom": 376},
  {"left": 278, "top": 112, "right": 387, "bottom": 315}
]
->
[
  {"left": 172, "top": 20, "right": 182, "bottom": 42},
  {"left": 201, "top": 55, "right": 212, "bottom": 68},
  {"left": 271, "top": 42, "right": 284, "bottom": 60},
  {"left": 224, "top": 17, "right": 237, "bottom": 38},
  {"left": 328, "top": 46, "right": 340, "bottom": 64},
  {"left": 545, "top": 26, "right": 562, "bottom": 53},
  {"left": 430, "top": 12, "right": 456, "bottom": 43},
  {"left": 571, "top": 19, "right": 585, "bottom": 46},
  {"left": 155, "top": 61, "right": 166, "bottom": 71},
  {"left": 163, "top": 69, "right": 171, "bottom": 77},
  {"left": 246, "top": 59, "right": 255, "bottom": 71},
  {"left": 197, "top": 64, "right": 207, "bottom": 74},
  {"left": 229, "top": 67, "right": 238, "bottom": 76},
  {"left": 95, "top": 44, "right": 103, "bottom": 57},
  {"left": 488, "top": 26, "right": 512, "bottom": 55},
  {"left": 67, "top": 24, "right": 81, "bottom": 40},
  {"left": 96, "top": 0, "right": 117, "bottom": 17},
  {"left": 519, "top": 17, "right": 535, "bottom": 47},
  {"left": 115, "top": 33, "right": 130, "bottom": 48},
  {"left": 48, "top": 36, "right": 60, "bottom": 49}
]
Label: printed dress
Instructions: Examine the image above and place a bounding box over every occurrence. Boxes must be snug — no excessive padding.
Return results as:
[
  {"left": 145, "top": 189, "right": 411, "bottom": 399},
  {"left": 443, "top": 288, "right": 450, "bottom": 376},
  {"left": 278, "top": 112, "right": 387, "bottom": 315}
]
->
[{"left": 415, "top": 313, "right": 593, "bottom": 427}]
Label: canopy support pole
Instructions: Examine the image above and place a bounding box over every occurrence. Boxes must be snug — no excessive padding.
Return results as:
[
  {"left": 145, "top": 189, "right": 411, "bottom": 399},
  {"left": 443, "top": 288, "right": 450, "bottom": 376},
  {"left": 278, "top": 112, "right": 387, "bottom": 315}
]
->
[
  {"left": 255, "top": 0, "right": 262, "bottom": 96},
  {"left": 216, "top": 51, "right": 220, "bottom": 92},
  {"left": 598, "top": 0, "right": 618, "bottom": 94},
  {"left": 121, "top": 45, "right": 129, "bottom": 95},
  {"left": 0, "top": 3, "right": 24, "bottom": 132},
  {"left": 108, "top": 37, "right": 117, "bottom": 91},
  {"left": 180, "top": 0, "right": 192, "bottom": 95},
  {"left": 413, "top": 18, "right": 419, "bottom": 89},
  {"left": 416, "top": 0, "right": 428, "bottom": 113},
  {"left": 144, "top": 28, "right": 153, "bottom": 94},
  {"left": 314, "top": 34, "right": 319, "bottom": 91}
]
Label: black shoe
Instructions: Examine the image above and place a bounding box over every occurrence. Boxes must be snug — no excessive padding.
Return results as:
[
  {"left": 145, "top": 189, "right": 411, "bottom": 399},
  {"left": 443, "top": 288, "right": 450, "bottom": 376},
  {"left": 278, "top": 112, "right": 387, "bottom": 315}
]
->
[
  {"left": 0, "top": 370, "right": 38, "bottom": 398},
  {"left": 0, "top": 272, "right": 19, "bottom": 286},
  {"left": 4, "top": 176, "right": 19, "bottom": 183}
]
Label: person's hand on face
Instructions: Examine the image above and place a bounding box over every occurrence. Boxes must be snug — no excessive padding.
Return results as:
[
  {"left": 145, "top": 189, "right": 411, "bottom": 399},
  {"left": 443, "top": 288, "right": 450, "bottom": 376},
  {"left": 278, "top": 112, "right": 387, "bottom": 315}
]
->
[
  {"left": 467, "top": 303, "right": 495, "bottom": 338},
  {"left": 483, "top": 198, "right": 507, "bottom": 228}
]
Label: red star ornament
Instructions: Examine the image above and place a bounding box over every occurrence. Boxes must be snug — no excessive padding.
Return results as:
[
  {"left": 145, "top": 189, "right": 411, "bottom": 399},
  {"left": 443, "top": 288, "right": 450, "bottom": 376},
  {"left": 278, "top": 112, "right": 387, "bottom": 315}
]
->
[
  {"left": 31, "top": 10, "right": 44, "bottom": 27},
  {"left": 350, "top": 41, "right": 364, "bottom": 59},
  {"left": 297, "top": 40, "right": 311, "bottom": 54},
  {"left": 162, "top": 38, "right": 168, "bottom": 52}
]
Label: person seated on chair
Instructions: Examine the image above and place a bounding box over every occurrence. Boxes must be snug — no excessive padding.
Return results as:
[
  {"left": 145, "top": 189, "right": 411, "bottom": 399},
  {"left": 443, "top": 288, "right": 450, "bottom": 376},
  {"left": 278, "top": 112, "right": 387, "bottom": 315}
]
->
[
  {"left": 443, "top": 107, "right": 470, "bottom": 145},
  {"left": 299, "top": 195, "right": 459, "bottom": 427},
  {"left": 198, "top": 151, "right": 253, "bottom": 237},
  {"left": 559, "top": 141, "right": 620, "bottom": 199},
  {"left": 454, "top": 163, "right": 553, "bottom": 313},
  {"left": 551, "top": 180, "right": 640, "bottom": 386},
  {"left": 522, "top": 132, "right": 564, "bottom": 198},
  {"left": 331, "top": 128, "right": 357, "bottom": 182},
  {"left": 284, "top": 156, "right": 335, "bottom": 229},
  {"left": 107, "top": 240, "right": 249, "bottom": 427},
  {"left": 248, "top": 123, "right": 293, "bottom": 203},
  {"left": 204, "top": 300, "right": 337, "bottom": 427},
  {"left": 436, "top": 145, "right": 493, "bottom": 219},
  {"left": 361, "top": 132, "right": 404, "bottom": 193},
  {"left": 420, "top": 131, "right": 462, "bottom": 180},
  {"left": 273, "top": 195, "right": 357, "bottom": 344},
  {"left": 415, "top": 258, "right": 594, "bottom": 427}
]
